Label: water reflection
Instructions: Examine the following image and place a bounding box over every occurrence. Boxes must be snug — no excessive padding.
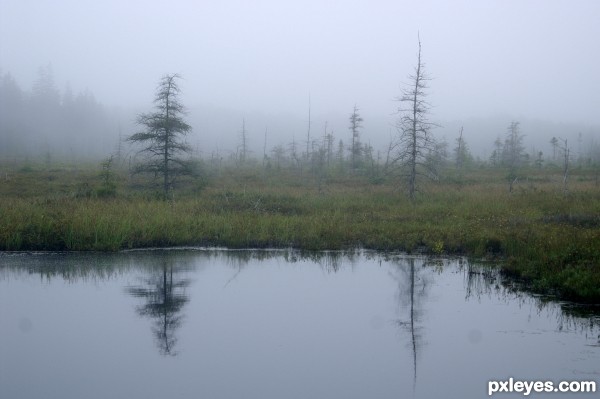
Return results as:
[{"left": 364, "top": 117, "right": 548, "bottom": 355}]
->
[
  {"left": 389, "top": 257, "right": 432, "bottom": 395},
  {"left": 1, "top": 249, "right": 598, "bottom": 399},
  {"left": 125, "top": 256, "right": 191, "bottom": 356},
  {"left": 460, "top": 260, "right": 600, "bottom": 333},
  {"left": 1, "top": 250, "right": 597, "bottom": 338},
  {"left": 304, "top": 250, "right": 353, "bottom": 273}
]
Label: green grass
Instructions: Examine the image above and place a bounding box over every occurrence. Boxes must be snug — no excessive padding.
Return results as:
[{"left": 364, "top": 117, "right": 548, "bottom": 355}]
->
[{"left": 1, "top": 161, "right": 599, "bottom": 302}]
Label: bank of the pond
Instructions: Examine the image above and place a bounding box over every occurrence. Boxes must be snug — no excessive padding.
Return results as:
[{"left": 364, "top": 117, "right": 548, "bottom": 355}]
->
[{"left": 1, "top": 186, "right": 599, "bottom": 303}]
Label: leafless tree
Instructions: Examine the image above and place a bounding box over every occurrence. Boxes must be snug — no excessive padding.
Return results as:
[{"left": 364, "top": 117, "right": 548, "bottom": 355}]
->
[
  {"left": 128, "top": 74, "right": 192, "bottom": 198},
  {"left": 392, "top": 36, "right": 438, "bottom": 200}
]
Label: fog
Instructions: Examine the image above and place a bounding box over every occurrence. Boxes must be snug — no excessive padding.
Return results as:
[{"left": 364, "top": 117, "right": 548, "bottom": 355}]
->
[{"left": 1, "top": 0, "right": 599, "bottom": 160}]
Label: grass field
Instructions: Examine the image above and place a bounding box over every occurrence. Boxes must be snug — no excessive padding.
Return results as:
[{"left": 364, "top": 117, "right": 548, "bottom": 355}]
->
[{"left": 1, "top": 160, "right": 599, "bottom": 302}]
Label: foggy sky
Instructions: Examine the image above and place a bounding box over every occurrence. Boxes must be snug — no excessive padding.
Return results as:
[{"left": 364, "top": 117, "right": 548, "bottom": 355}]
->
[{"left": 1, "top": 0, "right": 599, "bottom": 155}]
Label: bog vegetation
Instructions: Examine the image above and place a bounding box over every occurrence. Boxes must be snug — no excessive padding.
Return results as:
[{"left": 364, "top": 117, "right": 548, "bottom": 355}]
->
[{"left": 0, "top": 153, "right": 599, "bottom": 302}]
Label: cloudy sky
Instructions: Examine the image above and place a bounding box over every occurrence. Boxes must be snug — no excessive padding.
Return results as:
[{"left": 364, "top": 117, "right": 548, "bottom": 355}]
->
[{"left": 1, "top": 0, "right": 599, "bottom": 153}]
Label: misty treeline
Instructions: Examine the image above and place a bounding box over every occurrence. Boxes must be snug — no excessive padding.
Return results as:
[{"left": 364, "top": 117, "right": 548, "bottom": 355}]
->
[
  {"left": 2, "top": 62, "right": 600, "bottom": 198},
  {"left": 0, "top": 65, "right": 119, "bottom": 160}
]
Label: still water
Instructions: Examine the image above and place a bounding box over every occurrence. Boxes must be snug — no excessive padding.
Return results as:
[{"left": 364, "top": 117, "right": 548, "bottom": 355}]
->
[{"left": 1, "top": 249, "right": 598, "bottom": 399}]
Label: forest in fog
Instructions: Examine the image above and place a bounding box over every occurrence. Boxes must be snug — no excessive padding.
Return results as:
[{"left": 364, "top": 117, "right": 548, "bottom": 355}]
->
[{"left": 0, "top": 65, "right": 117, "bottom": 160}]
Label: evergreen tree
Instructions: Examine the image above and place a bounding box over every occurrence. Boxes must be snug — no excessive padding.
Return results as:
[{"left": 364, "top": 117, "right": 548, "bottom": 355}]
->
[
  {"left": 128, "top": 74, "right": 192, "bottom": 198},
  {"left": 348, "top": 105, "right": 363, "bottom": 171}
]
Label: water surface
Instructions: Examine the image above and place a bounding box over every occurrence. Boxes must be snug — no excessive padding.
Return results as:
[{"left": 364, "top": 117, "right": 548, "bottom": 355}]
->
[{"left": 1, "top": 249, "right": 598, "bottom": 398}]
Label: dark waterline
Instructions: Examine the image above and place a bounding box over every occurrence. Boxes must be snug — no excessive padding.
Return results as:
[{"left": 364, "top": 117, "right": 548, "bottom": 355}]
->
[{"left": 1, "top": 249, "right": 598, "bottom": 399}]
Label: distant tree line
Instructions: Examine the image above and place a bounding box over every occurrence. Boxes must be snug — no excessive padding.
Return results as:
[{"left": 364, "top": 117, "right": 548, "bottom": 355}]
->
[
  {"left": 3, "top": 59, "right": 600, "bottom": 199},
  {"left": 0, "top": 65, "right": 115, "bottom": 160}
]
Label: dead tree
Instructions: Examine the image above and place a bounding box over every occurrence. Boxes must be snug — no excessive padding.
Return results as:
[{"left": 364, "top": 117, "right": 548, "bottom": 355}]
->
[{"left": 393, "top": 36, "right": 438, "bottom": 200}]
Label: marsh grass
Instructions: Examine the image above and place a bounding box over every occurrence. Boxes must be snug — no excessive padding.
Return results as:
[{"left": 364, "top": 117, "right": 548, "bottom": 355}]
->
[{"left": 0, "top": 161, "right": 599, "bottom": 301}]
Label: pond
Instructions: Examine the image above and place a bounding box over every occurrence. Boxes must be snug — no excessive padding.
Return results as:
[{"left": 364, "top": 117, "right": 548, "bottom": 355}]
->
[{"left": 1, "top": 249, "right": 598, "bottom": 399}]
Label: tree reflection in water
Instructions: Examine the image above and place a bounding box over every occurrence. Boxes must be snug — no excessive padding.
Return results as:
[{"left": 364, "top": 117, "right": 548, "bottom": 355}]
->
[
  {"left": 125, "top": 258, "right": 191, "bottom": 356},
  {"left": 2, "top": 249, "right": 598, "bottom": 362},
  {"left": 389, "top": 256, "right": 432, "bottom": 397}
]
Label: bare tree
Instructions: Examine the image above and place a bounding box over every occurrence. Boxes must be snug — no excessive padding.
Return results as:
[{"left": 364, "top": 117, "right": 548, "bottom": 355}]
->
[
  {"left": 128, "top": 74, "right": 192, "bottom": 198},
  {"left": 392, "top": 36, "right": 438, "bottom": 200}
]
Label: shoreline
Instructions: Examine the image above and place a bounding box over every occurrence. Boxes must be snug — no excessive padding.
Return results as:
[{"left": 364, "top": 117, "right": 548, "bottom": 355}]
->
[{"left": 1, "top": 165, "right": 599, "bottom": 303}]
